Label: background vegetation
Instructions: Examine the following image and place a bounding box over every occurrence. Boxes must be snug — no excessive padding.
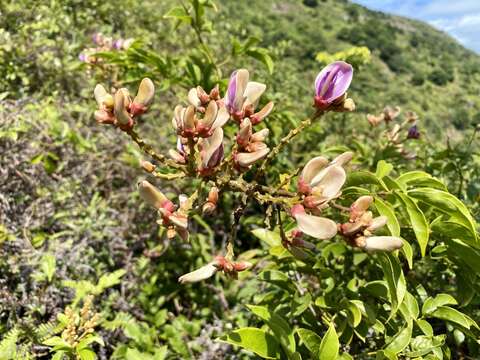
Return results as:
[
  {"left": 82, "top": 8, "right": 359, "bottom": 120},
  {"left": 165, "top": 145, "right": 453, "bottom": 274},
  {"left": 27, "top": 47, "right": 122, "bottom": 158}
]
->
[{"left": 1, "top": 0, "right": 479, "bottom": 359}]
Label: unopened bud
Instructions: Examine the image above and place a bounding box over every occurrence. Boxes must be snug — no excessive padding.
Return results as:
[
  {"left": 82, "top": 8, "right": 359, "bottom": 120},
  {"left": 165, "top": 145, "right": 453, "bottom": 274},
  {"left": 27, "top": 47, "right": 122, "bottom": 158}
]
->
[
  {"left": 208, "top": 187, "right": 219, "bottom": 203},
  {"left": 209, "top": 85, "right": 220, "bottom": 100},
  {"left": 140, "top": 160, "right": 156, "bottom": 173},
  {"left": 233, "top": 261, "right": 252, "bottom": 272},
  {"left": 202, "top": 202, "right": 216, "bottom": 214}
]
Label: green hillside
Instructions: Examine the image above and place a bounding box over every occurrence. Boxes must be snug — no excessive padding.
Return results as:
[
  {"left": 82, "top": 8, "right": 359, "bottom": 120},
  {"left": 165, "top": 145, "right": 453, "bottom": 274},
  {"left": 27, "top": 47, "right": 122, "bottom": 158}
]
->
[{"left": 219, "top": 0, "right": 480, "bottom": 134}]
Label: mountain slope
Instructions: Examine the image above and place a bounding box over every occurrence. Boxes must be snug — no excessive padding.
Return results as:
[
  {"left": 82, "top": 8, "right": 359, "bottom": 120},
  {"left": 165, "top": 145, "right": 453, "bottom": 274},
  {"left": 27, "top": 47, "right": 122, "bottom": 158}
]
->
[{"left": 219, "top": 0, "right": 480, "bottom": 136}]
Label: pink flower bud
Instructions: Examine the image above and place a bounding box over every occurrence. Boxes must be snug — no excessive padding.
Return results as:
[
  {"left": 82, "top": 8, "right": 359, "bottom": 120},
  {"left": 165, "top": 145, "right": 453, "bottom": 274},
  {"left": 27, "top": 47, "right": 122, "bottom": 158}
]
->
[{"left": 131, "top": 78, "right": 155, "bottom": 116}]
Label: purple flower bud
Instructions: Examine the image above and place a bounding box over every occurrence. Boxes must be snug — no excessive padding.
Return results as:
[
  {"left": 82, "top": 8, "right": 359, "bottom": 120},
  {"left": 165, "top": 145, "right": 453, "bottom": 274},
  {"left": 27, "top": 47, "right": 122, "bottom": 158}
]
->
[
  {"left": 407, "top": 125, "right": 420, "bottom": 139},
  {"left": 314, "top": 61, "right": 353, "bottom": 110},
  {"left": 78, "top": 53, "right": 86, "bottom": 62},
  {"left": 225, "top": 70, "right": 238, "bottom": 113},
  {"left": 113, "top": 39, "right": 123, "bottom": 50}
]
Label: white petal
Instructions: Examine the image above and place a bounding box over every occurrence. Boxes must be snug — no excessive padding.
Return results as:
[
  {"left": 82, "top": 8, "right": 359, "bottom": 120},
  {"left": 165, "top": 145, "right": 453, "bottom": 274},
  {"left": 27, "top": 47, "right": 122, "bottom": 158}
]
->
[
  {"left": 244, "top": 81, "right": 266, "bottom": 108},
  {"left": 368, "top": 216, "right": 387, "bottom": 231},
  {"left": 188, "top": 87, "right": 201, "bottom": 107},
  {"left": 236, "top": 147, "right": 269, "bottom": 167},
  {"left": 133, "top": 78, "right": 155, "bottom": 106},
  {"left": 169, "top": 213, "right": 188, "bottom": 229},
  {"left": 199, "top": 100, "right": 218, "bottom": 128},
  {"left": 294, "top": 213, "right": 337, "bottom": 240},
  {"left": 301, "top": 156, "right": 329, "bottom": 185},
  {"left": 331, "top": 151, "right": 353, "bottom": 166},
  {"left": 138, "top": 180, "right": 168, "bottom": 209},
  {"left": 234, "top": 69, "right": 249, "bottom": 112},
  {"left": 312, "top": 165, "right": 346, "bottom": 199},
  {"left": 251, "top": 128, "right": 269, "bottom": 143},
  {"left": 211, "top": 105, "right": 230, "bottom": 130},
  {"left": 364, "top": 236, "right": 403, "bottom": 251},
  {"left": 113, "top": 88, "right": 132, "bottom": 125},
  {"left": 178, "top": 262, "right": 218, "bottom": 283},
  {"left": 351, "top": 195, "right": 373, "bottom": 214}
]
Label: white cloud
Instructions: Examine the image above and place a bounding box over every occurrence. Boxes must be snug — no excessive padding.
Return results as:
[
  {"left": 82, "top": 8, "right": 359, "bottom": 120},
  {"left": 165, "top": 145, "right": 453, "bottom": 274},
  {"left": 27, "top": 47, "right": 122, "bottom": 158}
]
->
[{"left": 353, "top": 0, "right": 480, "bottom": 52}]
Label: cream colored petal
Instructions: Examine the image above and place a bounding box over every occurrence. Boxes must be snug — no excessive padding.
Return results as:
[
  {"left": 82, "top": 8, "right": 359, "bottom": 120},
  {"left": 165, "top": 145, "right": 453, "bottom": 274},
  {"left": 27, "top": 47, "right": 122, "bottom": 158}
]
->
[
  {"left": 211, "top": 105, "right": 230, "bottom": 130},
  {"left": 364, "top": 236, "right": 403, "bottom": 252},
  {"left": 114, "top": 88, "right": 132, "bottom": 125},
  {"left": 251, "top": 128, "right": 269, "bottom": 143},
  {"left": 351, "top": 195, "right": 373, "bottom": 214},
  {"left": 138, "top": 180, "right": 168, "bottom": 209},
  {"left": 331, "top": 151, "right": 353, "bottom": 166},
  {"left": 178, "top": 262, "right": 218, "bottom": 283},
  {"left": 294, "top": 212, "right": 337, "bottom": 240},
  {"left": 367, "top": 216, "right": 387, "bottom": 232},
  {"left": 169, "top": 213, "right": 188, "bottom": 229},
  {"left": 94, "top": 84, "right": 113, "bottom": 108},
  {"left": 301, "top": 156, "right": 329, "bottom": 185},
  {"left": 312, "top": 165, "right": 346, "bottom": 199},
  {"left": 173, "top": 105, "right": 185, "bottom": 130},
  {"left": 236, "top": 147, "right": 270, "bottom": 167},
  {"left": 133, "top": 78, "right": 155, "bottom": 106},
  {"left": 183, "top": 105, "right": 196, "bottom": 131},
  {"left": 188, "top": 87, "right": 201, "bottom": 107},
  {"left": 244, "top": 81, "right": 266, "bottom": 108},
  {"left": 199, "top": 100, "right": 218, "bottom": 129},
  {"left": 251, "top": 101, "right": 274, "bottom": 124},
  {"left": 234, "top": 69, "right": 249, "bottom": 112},
  {"left": 237, "top": 118, "right": 252, "bottom": 146}
]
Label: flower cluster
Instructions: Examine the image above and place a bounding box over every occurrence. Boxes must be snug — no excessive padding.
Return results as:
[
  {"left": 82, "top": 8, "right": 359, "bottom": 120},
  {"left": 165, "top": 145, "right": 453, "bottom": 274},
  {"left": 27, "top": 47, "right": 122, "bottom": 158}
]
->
[
  {"left": 339, "top": 196, "right": 403, "bottom": 251},
  {"left": 79, "top": 32, "right": 133, "bottom": 64},
  {"left": 92, "top": 60, "right": 408, "bottom": 285},
  {"left": 93, "top": 78, "right": 155, "bottom": 130}
]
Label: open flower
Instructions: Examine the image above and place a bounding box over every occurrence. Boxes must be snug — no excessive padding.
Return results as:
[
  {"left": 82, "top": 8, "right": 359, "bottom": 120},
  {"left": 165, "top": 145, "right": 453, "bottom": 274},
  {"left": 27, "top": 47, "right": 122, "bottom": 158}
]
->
[
  {"left": 340, "top": 196, "right": 403, "bottom": 252},
  {"left": 178, "top": 255, "right": 252, "bottom": 283},
  {"left": 297, "top": 152, "right": 352, "bottom": 210},
  {"left": 290, "top": 204, "right": 338, "bottom": 240},
  {"left": 314, "top": 61, "right": 353, "bottom": 111},
  {"left": 233, "top": 119, "right": 270, "bottom": 171},
  {"left": 224, "top": 69, "right": 274, "bottom": 124}
]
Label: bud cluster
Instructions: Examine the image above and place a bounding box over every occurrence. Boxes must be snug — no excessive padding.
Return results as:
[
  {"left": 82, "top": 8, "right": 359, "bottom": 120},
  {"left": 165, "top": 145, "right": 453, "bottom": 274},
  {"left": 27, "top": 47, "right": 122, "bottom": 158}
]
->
[
  {"left": 61, "top": 296, "right": 100, "bottom": 348},
  {"left": 94, "top": 78, "right": 155, "bottom": 130},
  {"left": 339, "top": 196, "right": 403, "bottom": 251},
  {"left": 367, "top": 106, "right": 421, "bottom": 159}
]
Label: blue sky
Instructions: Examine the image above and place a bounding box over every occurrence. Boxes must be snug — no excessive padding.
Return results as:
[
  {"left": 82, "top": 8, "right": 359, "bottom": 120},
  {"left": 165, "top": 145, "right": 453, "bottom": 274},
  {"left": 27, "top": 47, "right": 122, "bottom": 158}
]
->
[{"left": 353, "top": 0, "right": 480, "bottom": 53}]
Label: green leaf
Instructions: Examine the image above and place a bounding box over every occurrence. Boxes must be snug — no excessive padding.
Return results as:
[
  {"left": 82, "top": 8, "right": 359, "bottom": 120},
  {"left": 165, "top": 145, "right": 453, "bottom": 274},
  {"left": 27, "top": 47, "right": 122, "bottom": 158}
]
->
[
  {"left": 376, "top": 160, "right": 393, "bottom": 179},
  {"left": 318, "top": 323, "right": 339, "bottom": 360},
  {"left": 408, "top": 188, "right": 477, "bottom": 244},
  {"left": 374, "top": 197, "right": 400, "bottom": 237},
  {"left": 40, "top": 254, "right": 56, "bottom": 282},
  {"left": 78, "top": 348, "right": 96, "bottom": 360},
  {"left": 247, "top": 305, "right": 295, "bottom": 354},
  {"left": 400, "top": 239, "right": 413, "bottom": 269},
  {"left": 400, "top": 291, "right": 419, "bottom": 320},
  {"left": 395, "top": 192, "right": 429, "bottom": 256},
  {"left": 297, "top": 328, "right": 322, "bottom": 357},
  {"left": 422, "top": 294, "right": 457, "bottom": 315},
  {"left": 258, "top": 270, "right": 296, "bottom": 292},
  {"left": 218, "top": 327, "right": 282, "bottom": 359},
  {"left": 246, "top": 48, "right": 274, "bottom": 74},
  {"left": 252, "top": 228, "right": 281, "bottom": 247},
  {"left": 164, "top": 6, "right": 191, "bottom": 23},
  {"left": 378, "top": 253, "right": 406, "bottom": 318},
  {"left": 345, "top": 171, "right": 387, "bottom": 190},
  {"left": 416, "top": 319, "right": 433, "bottom": 337},
  {"left": 341, "top": 299, "right": 362, "bottom": 328},
  {"left": 429, "top": 306, "right": 473, "bottom": 329},
  {"left": 385, "top": 322, "right": 412, "bottom": 354},
  {"left": 445, "top": 239, "right": 480, "bottom": 273}
]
